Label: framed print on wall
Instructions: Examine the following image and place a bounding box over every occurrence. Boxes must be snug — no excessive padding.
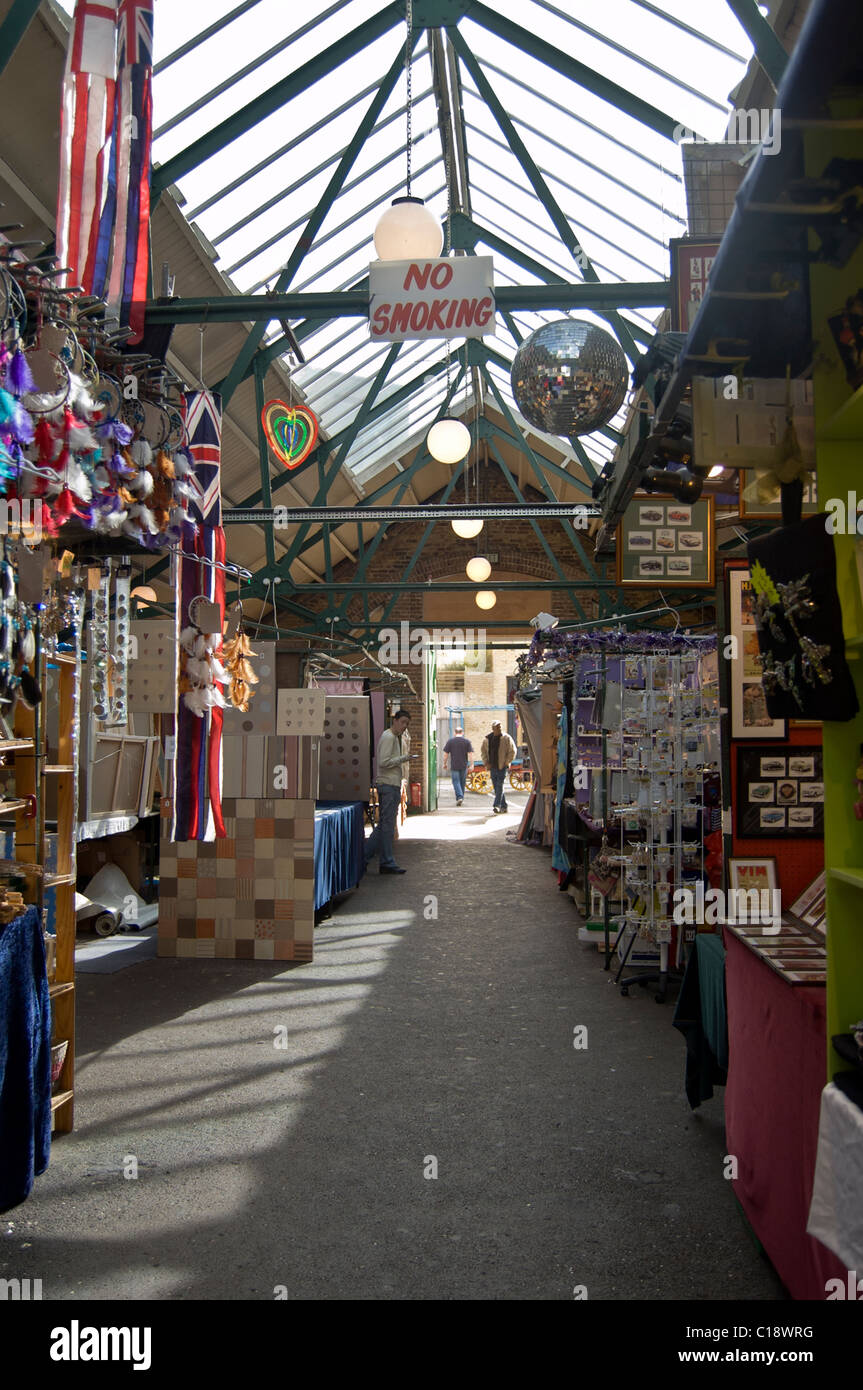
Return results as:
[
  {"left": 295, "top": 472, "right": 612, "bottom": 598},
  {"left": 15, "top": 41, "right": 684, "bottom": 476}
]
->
[
  {"left": 617, "top": 494, "right": 715, "bottom": 587},
  {"left": 735, "top": 743, "right": 823, "bottom": 838},
  {"left": 726, "top": 563, "right": 787, "bottom": 740},
  {"left": 729, "top": 857, "right": 778, "bottom": 895}
]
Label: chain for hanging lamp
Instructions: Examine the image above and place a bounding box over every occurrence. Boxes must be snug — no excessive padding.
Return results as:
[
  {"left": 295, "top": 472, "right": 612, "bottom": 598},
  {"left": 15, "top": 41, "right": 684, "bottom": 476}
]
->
[
  {"left": 405, "top": 0, "right": 413, "bottom": 196},
  {"left": 373, "top": 0, "right": 442, "bottom": 261}
]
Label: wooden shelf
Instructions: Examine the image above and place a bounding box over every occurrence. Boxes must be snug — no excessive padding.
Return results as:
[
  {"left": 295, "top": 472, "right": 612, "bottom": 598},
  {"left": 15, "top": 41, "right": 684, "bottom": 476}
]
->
[
  {"left": 45, "top": 872, "right": 76, "bottom": 888},
  {"left": 49, "top": 981, "right": 75, "bottom": 999},
  {"left": 48, "top": 652, "right": 77, "bottom": 667},
  {"left": 827, "top": 866, "right": 863, "bottom": 890},
  {"left": 50, "top": 1090, "right": 73, "bottom": 1112},
  {"left": 0, "top": 738, "right": 34, "bottom": 752},
  {"left": 818, "top": 381, "right": 863, "bottom": 440},
  {"left": 0, "top": 799, "right": 29, "bottom": 815},
  {"left": 42, "top": 765, "right": 74, "bottom": 775}
]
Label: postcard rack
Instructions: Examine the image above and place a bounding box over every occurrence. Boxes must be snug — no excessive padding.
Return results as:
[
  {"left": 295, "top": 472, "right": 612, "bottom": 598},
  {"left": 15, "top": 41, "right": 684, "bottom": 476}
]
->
[{"left": 572, "top": 647, "right": 721, "bottom": 1002}]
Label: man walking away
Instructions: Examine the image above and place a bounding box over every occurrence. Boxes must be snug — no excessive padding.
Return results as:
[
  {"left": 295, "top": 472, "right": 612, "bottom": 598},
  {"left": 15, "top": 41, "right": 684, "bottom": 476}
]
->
[
  {"left": 443, "top": 725, "right": 473, "bottom": 805},
  {"left": 366, "top": 709, "right": 411, "bottom": 874},
  {"left": 481, "top": 719, "right": 517, "bottom": 814}
]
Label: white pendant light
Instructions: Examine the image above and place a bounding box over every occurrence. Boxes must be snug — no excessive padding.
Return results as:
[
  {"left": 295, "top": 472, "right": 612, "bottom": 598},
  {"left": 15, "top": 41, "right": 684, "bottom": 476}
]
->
[
  {"left": 475, "top": 590, "right": 497, "bottom": 610},
  {"left": 373, "top": 196, "right": 443, "bottom": 261},
  {"left": 451, "top": 517, "right": 484, "bottom": 539},
  {"left": 427, "top": 416, "right": 470, "bottom": 464},
  {"left": 465, "top": 556, "right": 491, "bottom": 583}
]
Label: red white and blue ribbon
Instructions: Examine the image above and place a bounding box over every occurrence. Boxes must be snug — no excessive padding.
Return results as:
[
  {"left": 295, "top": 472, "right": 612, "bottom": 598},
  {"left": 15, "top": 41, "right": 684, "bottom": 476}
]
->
[
  {"left": 57, "top": 0, "right": 153, "bottom": 342},
  {"left": 56, "top": 1, "right": 119, "bottom": 294},
  {"left": 173, "top": 391, "right": 226, "bottom": 842}
]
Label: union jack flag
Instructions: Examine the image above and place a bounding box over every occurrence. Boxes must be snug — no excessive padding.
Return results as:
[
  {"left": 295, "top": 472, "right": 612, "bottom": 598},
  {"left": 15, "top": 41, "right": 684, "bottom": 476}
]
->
[
  {"left": 184, "top": 391, "right": 223, "bottom": 528},
  {"left": 57, "top": 0, "right": 153, "bottom": 341}
]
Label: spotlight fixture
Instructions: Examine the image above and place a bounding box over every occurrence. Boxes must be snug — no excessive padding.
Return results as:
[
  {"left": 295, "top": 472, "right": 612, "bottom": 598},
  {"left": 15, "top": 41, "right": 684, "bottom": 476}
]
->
[
  {"left": 641, "top": 465, "right": 703, "bottom": 504},
  {"left": 475, "top": 591, "right": 496, "bottom": 610},
  {"left": 465, "top": 556, "right": 491, "bottom": 583},
  {"left": 451, "top": 518, "right": 484, "bottom": 539},
  {"left": 530, "top": 612, "right": 559, "bottom": 630}
]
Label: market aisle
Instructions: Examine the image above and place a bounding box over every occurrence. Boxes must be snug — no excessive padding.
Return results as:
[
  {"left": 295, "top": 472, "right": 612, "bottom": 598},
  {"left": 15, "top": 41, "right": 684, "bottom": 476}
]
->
[{"left": 6, "top": 794, "right": 783, "bottom": 1301}]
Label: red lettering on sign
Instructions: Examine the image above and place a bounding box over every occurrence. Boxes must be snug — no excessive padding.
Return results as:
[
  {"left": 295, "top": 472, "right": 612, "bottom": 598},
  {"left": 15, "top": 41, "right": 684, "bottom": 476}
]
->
[
  {"left": 456, "top": 298, "right": 479, "bottom": 328},
  {"left": 371, "top": 304, "right": 391, "bottom": 335},
  {"left": 430, "top": 262, "right": 452, "bottom": 289},
  {"left": 389, "top": 302, "right": 413, "bottom": 334},
  {"left": 404, "top": 263, "right": 432, "bottom": 291},
  {"left": 410, "top": 301, "right": 430, "bottom": 331},
  {"left": 426, "top": 300, "right": 447, "bottom": 331},
  {"left": 475, "top": 296, "right": 493, "bottom": 327},
  {"left": 403, "top": 261, "right": 453, "bottom": 291}
]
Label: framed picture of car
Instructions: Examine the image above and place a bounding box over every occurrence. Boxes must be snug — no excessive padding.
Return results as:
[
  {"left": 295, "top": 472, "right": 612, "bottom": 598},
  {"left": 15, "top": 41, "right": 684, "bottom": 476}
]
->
[
  {"left": 736, "top": 743, "right": 823, "bottom": 838},
  {"left": 617, "top": 494, "right": 715, "bottom": 587}
]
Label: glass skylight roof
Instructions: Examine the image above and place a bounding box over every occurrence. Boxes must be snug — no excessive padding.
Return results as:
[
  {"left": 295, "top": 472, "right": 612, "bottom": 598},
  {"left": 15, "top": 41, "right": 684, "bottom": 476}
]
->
[{"left": 57, "top": 0, "right": 754, "bottom": 489}]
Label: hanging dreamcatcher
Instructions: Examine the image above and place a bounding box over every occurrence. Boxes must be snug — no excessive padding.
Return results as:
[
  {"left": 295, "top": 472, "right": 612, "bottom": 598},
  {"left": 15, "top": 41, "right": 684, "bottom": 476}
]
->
[
  {"left": 222, "top": 602, "right": 259, "bottom": 712},
  {"left": 178, "top": 595, "right": 227, "bottom": 718}
]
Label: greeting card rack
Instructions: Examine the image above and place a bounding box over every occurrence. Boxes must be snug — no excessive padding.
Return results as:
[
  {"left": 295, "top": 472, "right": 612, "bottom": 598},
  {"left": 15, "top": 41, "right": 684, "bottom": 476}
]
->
[{"left": 572, "top": 645, "right": 720, "bottom": 1001}]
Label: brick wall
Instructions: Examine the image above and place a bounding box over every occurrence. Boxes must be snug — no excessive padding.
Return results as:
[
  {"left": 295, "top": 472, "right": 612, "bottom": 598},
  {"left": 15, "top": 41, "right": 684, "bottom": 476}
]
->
[{"left": 282, "top": 470, "right": 606, "bottom": 807}]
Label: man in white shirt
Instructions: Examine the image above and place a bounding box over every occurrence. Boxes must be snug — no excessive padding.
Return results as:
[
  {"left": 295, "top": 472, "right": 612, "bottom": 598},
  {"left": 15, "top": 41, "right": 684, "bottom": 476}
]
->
[{"left": 365, "top": 709, "right": 411, "bottom": 875}]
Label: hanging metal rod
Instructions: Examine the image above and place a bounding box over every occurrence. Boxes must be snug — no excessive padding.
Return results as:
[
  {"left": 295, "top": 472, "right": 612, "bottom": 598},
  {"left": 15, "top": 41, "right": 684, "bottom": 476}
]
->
[
  {"left": 284, "top": 580, "right": 616, "bottom": 593},
  {"left": 223, "top": 504, "right": 602, "bottom": 524},
  {"left": 145, "top": 283, "right": 670, "bottom": 324}
]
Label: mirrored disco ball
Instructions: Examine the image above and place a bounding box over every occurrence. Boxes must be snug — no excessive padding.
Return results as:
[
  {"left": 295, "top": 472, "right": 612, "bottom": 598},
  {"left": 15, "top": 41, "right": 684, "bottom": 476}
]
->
[{"left": 511, "top": 319, "right": 629, "bottom": 436}]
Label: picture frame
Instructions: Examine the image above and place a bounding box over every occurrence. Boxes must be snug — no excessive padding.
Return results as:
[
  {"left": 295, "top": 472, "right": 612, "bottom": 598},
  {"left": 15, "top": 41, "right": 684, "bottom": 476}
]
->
[
  {"left": 725, "top": 563, "right": 787, "bottom": 740},
  {"left": 736, "top": 743, "right": 823, "bottom": 838},
  {"left": 617, "top": 494, "right": 715, "bottom": 588},
  {"left": 729, "top": 857, "right": 778, "bottom": 896},
  {"left": 669, "top": 237, "right": 721, "bottom": 332},
  {"left": 790, "top": 870, "right": 827, "bottom": 935}
]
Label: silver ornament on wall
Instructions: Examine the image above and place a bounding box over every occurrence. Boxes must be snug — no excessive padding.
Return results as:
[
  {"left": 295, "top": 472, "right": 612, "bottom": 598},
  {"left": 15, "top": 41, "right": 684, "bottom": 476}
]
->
[{"left": 511, "top": 318, "right": 629, "bottom": 436}]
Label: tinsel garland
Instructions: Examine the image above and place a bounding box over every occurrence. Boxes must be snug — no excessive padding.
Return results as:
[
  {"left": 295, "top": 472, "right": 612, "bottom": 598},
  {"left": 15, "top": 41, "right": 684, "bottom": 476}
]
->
[{"left": 517, "top": 625, "right": 717, "bottom": 688}]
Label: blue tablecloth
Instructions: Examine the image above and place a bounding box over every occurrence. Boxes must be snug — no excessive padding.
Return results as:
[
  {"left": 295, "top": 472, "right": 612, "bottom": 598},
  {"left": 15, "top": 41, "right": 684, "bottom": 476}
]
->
[{"left": 314, "top": 802, "right": 366, "bottom": 910}]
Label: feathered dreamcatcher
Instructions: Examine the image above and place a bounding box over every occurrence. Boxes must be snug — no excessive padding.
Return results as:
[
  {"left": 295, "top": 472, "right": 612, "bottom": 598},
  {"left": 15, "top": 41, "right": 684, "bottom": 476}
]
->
[
  {"left": 178, "top": 595, "right": 227, "bottom": 719},
  {"left": 221, "top": 603, "right": 259, "bottom": 712}
]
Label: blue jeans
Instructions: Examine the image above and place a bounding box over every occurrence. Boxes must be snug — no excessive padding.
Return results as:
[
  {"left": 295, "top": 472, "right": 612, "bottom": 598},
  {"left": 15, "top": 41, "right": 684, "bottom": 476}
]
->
[
  {"left": 365, "top": 782, "right": 401, "bottom": 868},
  {"left": 490, "top": 767, "right": 508, "bottom": 810},
  {"left": 450, "top": 768, "right": 466, "bottom": 800}
]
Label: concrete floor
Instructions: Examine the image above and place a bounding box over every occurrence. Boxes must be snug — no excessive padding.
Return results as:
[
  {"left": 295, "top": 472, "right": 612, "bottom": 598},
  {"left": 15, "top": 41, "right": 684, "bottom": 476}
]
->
[{"left": 2, "top": 781, "right": 785, "bottom": 1301}]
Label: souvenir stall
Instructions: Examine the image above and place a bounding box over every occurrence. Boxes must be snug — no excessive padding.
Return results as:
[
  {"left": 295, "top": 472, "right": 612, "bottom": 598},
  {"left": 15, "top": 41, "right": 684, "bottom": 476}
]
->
[
  {"left": 0, "top": 237, "right": 207, "bottom": 1195},
  {"left": 517, "top": 627, "right": 721, "bottom": 1001}
]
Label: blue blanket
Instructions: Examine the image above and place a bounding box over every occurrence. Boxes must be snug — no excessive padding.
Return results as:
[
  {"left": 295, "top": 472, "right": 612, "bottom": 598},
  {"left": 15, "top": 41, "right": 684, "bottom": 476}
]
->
[{"left": 0, "top": 907, "right": 52, "bottom": 1211}]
